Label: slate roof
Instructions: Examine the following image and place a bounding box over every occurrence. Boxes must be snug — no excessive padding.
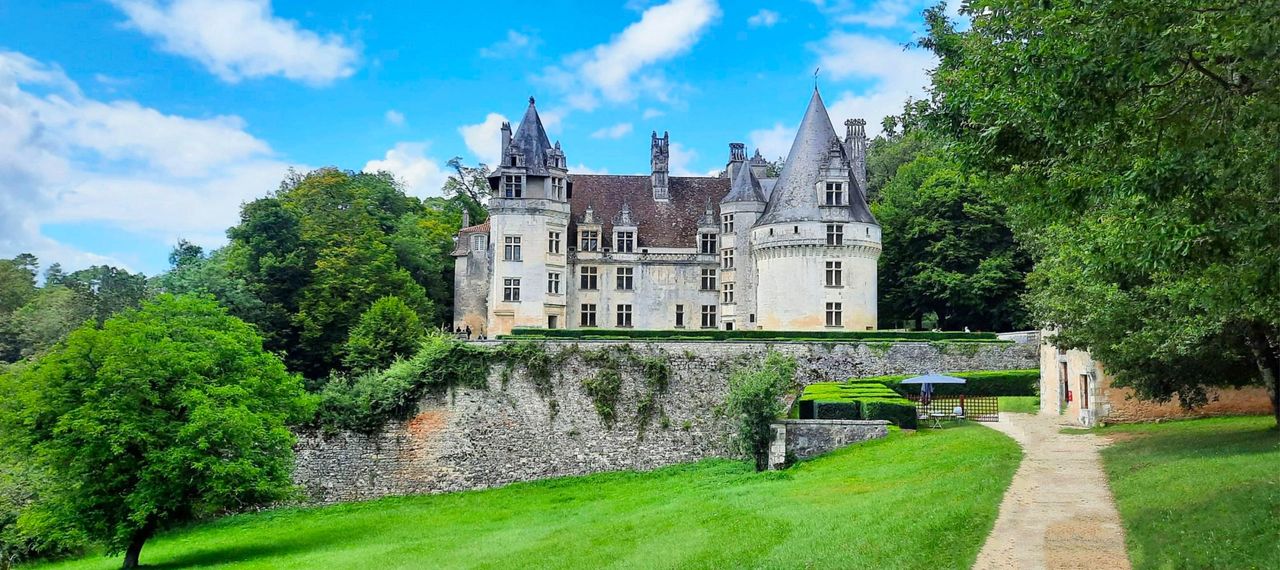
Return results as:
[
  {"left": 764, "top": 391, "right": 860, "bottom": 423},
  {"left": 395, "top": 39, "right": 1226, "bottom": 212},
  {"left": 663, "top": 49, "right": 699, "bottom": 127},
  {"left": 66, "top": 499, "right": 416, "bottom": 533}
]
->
[
  {"left": 758, "top": 89, "right": 876, "bottom": 225},
  {"left": 508, "top": 98, "right": 555, "bottom": 176},
  {"left": 568, "top": 175, "right": 729, "bottom": 249},
  {"left": 722, "top": 162, "right": 766, "bottom": 203}
]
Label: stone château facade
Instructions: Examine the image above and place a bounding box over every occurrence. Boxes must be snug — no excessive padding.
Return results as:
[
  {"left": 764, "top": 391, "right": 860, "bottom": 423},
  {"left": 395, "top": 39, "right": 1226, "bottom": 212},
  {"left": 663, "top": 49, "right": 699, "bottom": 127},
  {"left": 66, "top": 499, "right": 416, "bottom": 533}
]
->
[{"left": 453, "top": 89, "right": 880, "bottom": 336}]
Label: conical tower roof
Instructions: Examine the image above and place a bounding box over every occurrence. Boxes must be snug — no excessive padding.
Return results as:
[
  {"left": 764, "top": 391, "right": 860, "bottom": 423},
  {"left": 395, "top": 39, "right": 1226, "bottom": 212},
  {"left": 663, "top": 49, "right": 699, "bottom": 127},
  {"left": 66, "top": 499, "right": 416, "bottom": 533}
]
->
[
  {"left": 722, "top": 157, "right": 766, "bottom": 203},
  {"left": 508, "top": 97, "right": 555, "bottom": 176},
  {"left": 758, "top": 89, "right": 875, "bottom": 225}
]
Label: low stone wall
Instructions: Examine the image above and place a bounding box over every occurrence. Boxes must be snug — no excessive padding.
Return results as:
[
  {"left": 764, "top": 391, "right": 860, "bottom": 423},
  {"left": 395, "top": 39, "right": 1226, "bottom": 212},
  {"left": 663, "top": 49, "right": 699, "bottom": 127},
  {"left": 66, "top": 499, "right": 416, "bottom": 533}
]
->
[
  {"left": 767, "top": 419, "right": 890, "bottom": 470},
  {"left": 294, "top": 340, "right": 1037, "bottom": 503}
]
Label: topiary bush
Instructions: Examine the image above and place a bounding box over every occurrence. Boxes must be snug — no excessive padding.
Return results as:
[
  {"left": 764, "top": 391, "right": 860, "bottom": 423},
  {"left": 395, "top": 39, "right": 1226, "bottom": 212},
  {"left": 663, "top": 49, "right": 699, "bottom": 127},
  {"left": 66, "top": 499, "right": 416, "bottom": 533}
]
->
[
  {"left": 503, "top": 327, "right": 1000, "bottom": 342},
  {"left": 813, "top": 400, "right": 860, "bottom": 420},
  {"left": 861, "top": 400, "right": 918, "bottom": 429},
  {"left": 867, "top": 369, "right": 1039, "bottom": 397}
]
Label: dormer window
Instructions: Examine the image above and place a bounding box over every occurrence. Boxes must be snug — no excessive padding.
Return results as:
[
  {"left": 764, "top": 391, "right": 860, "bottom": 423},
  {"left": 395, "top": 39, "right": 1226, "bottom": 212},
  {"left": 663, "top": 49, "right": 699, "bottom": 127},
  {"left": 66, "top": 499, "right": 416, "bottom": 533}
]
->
[
  {"left": 472, "top": 235, "right": 486, "bottom": 251},
  {"left": 503, "top": 175, "right": 523, "bottom": 198},
  {"left": 615, "top": 231, "right": 635, "bottom": 253},
  {"left": 551, "top": 177, "right": 566, "bottom": 200},
  {"left": 824, "top": 182, "right": 844, "bottom": 206},
  {"left": 579, "top": 230, "right": 599, "bottom": 252}
]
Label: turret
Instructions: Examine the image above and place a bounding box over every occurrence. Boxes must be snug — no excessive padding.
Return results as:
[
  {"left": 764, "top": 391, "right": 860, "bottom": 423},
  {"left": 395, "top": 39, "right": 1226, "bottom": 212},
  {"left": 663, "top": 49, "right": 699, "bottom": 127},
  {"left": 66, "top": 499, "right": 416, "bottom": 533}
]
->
[{"left": 651, "top": 130, "right": 670, "bottom": 202}]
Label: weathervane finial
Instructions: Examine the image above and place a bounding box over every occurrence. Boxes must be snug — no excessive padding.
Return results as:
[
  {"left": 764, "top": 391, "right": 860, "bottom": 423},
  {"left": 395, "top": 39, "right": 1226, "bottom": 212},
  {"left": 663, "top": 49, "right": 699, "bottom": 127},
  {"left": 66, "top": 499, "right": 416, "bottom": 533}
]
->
[
  {"left": 529, "top": 95, "right": 536, "bottom": 105},
  {"left": 814, "top": 67, "right": 820, "bottom": 90}
]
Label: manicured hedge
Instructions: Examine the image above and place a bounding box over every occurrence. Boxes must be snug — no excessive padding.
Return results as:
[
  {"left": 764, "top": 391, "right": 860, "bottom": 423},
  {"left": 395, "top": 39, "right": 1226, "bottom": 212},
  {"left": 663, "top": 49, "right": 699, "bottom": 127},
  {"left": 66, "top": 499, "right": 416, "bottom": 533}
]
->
[
  {"left": 862, "top": 400, "right": 918, "bottom": 430},
  {"left": 502, "top": 327, "right": 1000, "bottom": 342},
  {"left": 813, "top": 400, "right": 860, "bottom": 420},
  {"left": 856, "top": 369, "right": 1039, "bottom": 397}
]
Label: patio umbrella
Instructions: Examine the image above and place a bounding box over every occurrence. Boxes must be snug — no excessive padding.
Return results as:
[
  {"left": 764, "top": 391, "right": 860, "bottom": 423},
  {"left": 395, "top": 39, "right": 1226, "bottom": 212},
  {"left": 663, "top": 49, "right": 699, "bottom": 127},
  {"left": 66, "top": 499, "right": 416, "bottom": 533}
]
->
[{"left": 900, "top": 374, "right": 966, "bottom": 406}]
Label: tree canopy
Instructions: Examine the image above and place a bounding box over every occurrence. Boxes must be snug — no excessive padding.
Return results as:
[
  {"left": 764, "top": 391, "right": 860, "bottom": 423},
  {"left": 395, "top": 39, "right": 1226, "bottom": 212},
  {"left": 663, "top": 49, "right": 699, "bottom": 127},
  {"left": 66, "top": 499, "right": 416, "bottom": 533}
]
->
[
  {"left": 922, "top": 0, "right": 1280, "bottom": 423},
  {"left": 0, "top": 295, "right": 312, "bottom": 568}
]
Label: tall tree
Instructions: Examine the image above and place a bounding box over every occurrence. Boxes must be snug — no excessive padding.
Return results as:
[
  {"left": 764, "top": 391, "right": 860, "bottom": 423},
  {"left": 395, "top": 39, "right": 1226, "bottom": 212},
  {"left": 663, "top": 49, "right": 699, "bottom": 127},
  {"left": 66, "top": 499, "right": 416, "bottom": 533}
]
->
[
  {"left": 0, "top": 295, "right": 312, "bottom": 568},
  {"left": 342, "top": 296, "right": 425, "bottom": 373},
  {"left": 923, "top": 1, "right": 1280, "bottom": 424}
]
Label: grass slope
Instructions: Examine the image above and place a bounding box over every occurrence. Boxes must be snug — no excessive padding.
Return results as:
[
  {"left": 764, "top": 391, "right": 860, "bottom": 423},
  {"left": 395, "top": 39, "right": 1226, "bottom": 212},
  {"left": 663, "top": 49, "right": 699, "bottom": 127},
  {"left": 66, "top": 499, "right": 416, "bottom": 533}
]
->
[
  {"left": 997, "top": 396, "right": 1039, "bottom": 414},
  {"left": 36, "top": 425, "right": 1020, "bottom": 570},
  {"left": 1093, "top": 416, "right": 1279, "bottom": 569}
]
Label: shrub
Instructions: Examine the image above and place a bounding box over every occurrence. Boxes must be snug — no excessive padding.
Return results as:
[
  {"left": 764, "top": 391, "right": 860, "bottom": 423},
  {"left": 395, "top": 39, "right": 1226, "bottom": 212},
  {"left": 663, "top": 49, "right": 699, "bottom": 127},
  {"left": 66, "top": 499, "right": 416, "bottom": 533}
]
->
[
  {"left": 862, "top": 400, "right": 918, "bottom": 429},
  {"left": 582, "top": 369, "right": 623, "bottom": 428},
  {"left": 813, "top": 400, "right": 860, "bottom": 420},
  {"left": 869, "top": 369, "right": 1039, "bottom": 397},
  {"left": 723, "top": 352, "right": 797, "bottom": 471},
  {"left": 341, "top": 296, "right": 425, "bottom": 373}
]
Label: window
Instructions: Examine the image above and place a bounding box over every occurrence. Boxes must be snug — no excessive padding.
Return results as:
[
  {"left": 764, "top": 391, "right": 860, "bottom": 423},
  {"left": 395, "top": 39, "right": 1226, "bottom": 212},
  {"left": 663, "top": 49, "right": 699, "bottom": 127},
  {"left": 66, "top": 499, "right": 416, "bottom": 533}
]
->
[
  {"left": 722, "top": 282, "right": 734, "bottom": 304},
  {"left": 722, "top": 214, "right": 734, "bottom": 233},
  {"left": 616, "top": 304, "right": 633, "bottom": 327},
  {"left": 503, "top": 175, "right": 523, "bottom": 198},
  {"left": 722, "top": 248, "right": 734, "bottom": 269},
  {"left": 615, "top": 231, "right": 635, "bottom": 253},
  {"left": 725, "top": 322, "right": 734, "bottom": 331},
  {"left": 503, "top": 278, "right": 521, "bottom": 302},
  {"left": 700, "top": 305, "right": 717, "bottom": 328},
  {"left": 548, "top": 231, "right": 561, "bottom": 254},
  {"left": 548, "top": 315, "right": 558, "bottom": 329},
  {"left": 551, "top": 177, "right": 566, "bottom": 200},
  {"left": 471, "top": 235, "right": 486, "bottom": 251},
  {"left": 579, "top": 266, "right": 598, "bottom": 290},
  {"left": 616, "top": 267, "right": 634, "bottom": 290},
  {"left": 503, "top": 236, "right": 522, "bottom": 261},
  {"left": 700, "top": 268, "right": 717, "bottom": 290},
  {"left": 824, "top": 181, "right": 844, "bottom": 205},
  {"left": 825, "top": 261, "right": 843, "bottom": 287},
  {"left": 675, "top": 305, "right": 685, "bottom": 328},
  {"left": 699, "top": 233, "right": 717, "bottom": 254},
  {"left": 825, "top": 302, "right": 843, "bottom": 327},
  {"left": 580, "top": 230, "right": 599, "bottom": 252},
  {"left": 547, "top": 271, "right": 561, "bottom": 295},
  {"left": 580, "top": 304, "right": 597, "bottom": 327},
  {"left": 826, "top": 224, "right": 844, "bottom": 246}
]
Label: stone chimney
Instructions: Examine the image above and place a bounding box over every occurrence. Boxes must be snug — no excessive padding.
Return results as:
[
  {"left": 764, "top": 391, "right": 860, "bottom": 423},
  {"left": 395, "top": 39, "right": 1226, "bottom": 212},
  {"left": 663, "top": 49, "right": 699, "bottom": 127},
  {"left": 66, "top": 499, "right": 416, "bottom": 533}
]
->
[
  {"left": 844, "top": 118, "right": 868, "bottom": 191},
  {"left": 726, "top": 142, "right": 746, "bottom": 180},
  {"left": 500, "top": 121, "right": 512, "bottom": 161},
  {"left": 461, "top": 208, "right": 471, "bottom": 228},
  {"left": 651, "top": 130, "right": 670, "bottom": 202}
]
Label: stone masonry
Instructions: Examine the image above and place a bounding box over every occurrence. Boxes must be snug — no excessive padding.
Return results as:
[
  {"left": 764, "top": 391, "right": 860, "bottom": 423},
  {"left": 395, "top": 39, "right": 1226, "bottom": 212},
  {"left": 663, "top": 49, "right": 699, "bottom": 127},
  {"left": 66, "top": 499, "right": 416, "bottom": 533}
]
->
[
  {"left": 294, "top": 340, "right": 1037, "bottom": 503},
  {"left": 767, "top": 419, "right": 890, "bottom": 470}
]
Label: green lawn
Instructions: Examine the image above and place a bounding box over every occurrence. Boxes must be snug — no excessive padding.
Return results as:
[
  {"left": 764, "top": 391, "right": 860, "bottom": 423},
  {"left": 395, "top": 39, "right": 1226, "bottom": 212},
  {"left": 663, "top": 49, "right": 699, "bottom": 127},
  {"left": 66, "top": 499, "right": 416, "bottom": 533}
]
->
[
  {"left": 998, "top": 396, "right": 1039, "bottom": 414},
  {"left": 35, "top": 424, "right": 1020, "bottom": 570},
  {"left": 1092, "top": 416, "right": 1279, "bottom": 569}
]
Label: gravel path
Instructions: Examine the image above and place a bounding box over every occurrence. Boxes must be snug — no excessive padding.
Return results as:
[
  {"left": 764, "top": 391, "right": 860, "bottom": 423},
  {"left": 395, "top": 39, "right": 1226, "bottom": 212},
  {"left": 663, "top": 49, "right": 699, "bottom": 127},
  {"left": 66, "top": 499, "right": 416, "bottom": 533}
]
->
[{"left": 972, "top": 413, "right": 1131, "bottom": 570}]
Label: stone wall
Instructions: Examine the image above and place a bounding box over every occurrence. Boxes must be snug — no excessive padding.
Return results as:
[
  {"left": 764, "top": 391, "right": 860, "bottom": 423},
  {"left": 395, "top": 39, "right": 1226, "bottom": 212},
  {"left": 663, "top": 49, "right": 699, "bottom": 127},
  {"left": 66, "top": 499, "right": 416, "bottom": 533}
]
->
[
  {"left": 294, "top": 340, "right": 1037, "bottom": 503},
  {"left": 767, "top": 419, "right": 889, "bottom": 470}
]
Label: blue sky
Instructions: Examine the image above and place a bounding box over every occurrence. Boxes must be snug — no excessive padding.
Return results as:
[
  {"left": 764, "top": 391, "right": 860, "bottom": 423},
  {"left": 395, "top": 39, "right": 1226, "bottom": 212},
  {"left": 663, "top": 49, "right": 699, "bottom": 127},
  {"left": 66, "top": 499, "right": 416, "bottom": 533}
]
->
[{"left": 0, "top": 0, "right": 953, "bottom": 275}]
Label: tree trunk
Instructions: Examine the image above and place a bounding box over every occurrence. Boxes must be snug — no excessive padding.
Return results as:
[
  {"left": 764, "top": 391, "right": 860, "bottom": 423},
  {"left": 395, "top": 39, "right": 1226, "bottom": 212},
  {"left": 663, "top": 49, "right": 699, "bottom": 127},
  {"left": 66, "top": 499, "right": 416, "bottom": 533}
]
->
[
  {"left": 1244, "top": 326, "right": 1280, "bottom": 430},
  {"left": 122, "top": 532, "right": 148, "bottom": 570}
]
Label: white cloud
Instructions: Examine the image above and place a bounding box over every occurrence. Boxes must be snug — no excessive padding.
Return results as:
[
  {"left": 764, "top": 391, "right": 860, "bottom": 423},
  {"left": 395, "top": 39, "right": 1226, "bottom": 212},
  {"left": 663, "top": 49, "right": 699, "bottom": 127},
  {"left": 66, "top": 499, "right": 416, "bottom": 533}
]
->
[
  {"left": 642, "top": 108, "right": 664, "bottom": 119},
  {"left": 458, "top": 113, "right": 509, "bottom": 168},
  {"left": 748, "top": 122, "right": 794, "bottom": 162},
  {"left": 110, "top": 0, "right": 359, "bottom": 85},
  {"left": 812, "top": 33, "right": 935, "bottom": 137},
  {"left": 747, "top": 9, "right": 780, "bottom": 28},
  {"left": 479, "top": 30, "right": 538, "bottom": 59},
  {"left": 543, "top": 0, "right": 719, "bottom": 111},
  {"left": 590, "top": 122, "right": 633, "bottom": 140},
  {"left": 363, "top": 143, "right": 449, "bottom": 198},
  {"left": 668, "top": 142, "right": 703, "bottom": 176},
  {"left": 384, "top": 109, "right": 405, "bottom": 126},
  {"left": 0, "top": 50, "right": 294, "bottom": 272},
  {"left": 569, "top": 163, "right": 609, "bottom": 175}
]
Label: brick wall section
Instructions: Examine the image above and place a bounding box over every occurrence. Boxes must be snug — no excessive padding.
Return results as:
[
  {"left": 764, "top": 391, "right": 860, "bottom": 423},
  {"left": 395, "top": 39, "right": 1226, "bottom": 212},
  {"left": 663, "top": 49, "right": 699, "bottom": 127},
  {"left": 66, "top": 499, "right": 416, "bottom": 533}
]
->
[{"left": 294, "top": 340, "right": 1037, "bottom": 503}]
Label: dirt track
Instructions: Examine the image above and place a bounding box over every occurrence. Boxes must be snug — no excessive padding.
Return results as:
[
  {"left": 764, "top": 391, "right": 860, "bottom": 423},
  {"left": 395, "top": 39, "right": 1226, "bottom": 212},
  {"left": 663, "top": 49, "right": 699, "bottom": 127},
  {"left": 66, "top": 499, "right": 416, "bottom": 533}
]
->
[{"left": 972, "top": 413, "right": 1131, "bottom": 570}]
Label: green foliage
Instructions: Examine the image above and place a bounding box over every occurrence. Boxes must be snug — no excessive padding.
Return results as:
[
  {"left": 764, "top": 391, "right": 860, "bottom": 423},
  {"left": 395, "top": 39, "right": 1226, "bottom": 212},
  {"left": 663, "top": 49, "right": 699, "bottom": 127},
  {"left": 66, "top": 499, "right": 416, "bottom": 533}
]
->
[
  {"left": 503, "top": 327, "right": 999, "bottom": 342},
  {"left": 316, "top": 332, "right": 490, "bottom": 433},
  {"left": 860, "top": 400, "right": 918, "bottom": 429},
  {"left": 0, "top": 287, "right": 90, "bottom": 362},
  {"left": 581, "top": 369, "right": 623, "bottom": 428},
  {"left": 851, "top": 369, "right": 1040, "bottom": 397},
  {"left": 813, "top": 401, "right": 859, "bottom": 420},
  {"left": 0, "top": 295, "right": 312, "bottom": 568},
  {"left": 224, "top": 167, "right": 478, "bottom": 380},
  {"left": 723, "top": 352, "right": 797, "bottom": 471},
  {"left": 341, "top": 296, "right": 425, "bottom": 374},
  {"left": 871, "top": 127, "right": 1029, "bottom": 331},
  {"left": 924, "top": 1, "right": 1280, "bottom": 423},
  {"left": 0, "top": 255, "right": 37, "bottom": 317},
  {"left": 149, "top": 246, "right": 266, "bottom": 330}
]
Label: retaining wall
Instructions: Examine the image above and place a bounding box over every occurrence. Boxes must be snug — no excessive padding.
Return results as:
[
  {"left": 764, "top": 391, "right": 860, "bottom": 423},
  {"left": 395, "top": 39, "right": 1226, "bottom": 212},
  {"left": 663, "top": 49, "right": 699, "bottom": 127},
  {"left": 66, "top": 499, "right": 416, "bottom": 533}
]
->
[{"left": 294, "top": 340, "right": 1037, "bottom": 503}]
